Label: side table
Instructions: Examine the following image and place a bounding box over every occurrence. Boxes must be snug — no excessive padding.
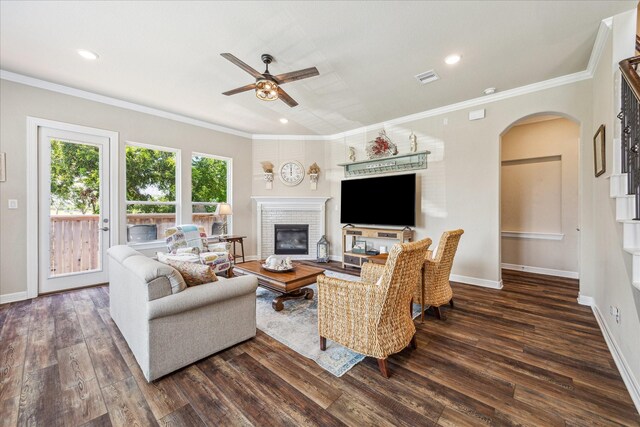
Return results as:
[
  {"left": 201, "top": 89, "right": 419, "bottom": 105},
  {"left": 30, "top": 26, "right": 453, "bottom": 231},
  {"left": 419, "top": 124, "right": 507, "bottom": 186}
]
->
[{"left": 219, "top": 235, "right": 247, "bottom": 264}]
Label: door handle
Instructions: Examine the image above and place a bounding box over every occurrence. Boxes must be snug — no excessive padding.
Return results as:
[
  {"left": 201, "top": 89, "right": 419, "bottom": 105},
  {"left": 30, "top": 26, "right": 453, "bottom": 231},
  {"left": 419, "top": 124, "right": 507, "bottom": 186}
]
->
[{"left": 100, "top": 226, "right": 109, "bottom": 231}]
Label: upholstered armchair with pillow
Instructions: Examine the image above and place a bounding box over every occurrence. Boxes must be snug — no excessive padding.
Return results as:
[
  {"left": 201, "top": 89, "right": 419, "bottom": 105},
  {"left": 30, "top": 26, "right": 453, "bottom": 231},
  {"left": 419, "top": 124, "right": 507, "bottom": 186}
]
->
[
  {"left": 317, "top": 238, "right": 431, "bottom": 378},
  {"left": 415, "top": 229, "right": 464, "bottom": 321},
  {"left": 162, "top": 224, "right": 233, "bottom": 275}
]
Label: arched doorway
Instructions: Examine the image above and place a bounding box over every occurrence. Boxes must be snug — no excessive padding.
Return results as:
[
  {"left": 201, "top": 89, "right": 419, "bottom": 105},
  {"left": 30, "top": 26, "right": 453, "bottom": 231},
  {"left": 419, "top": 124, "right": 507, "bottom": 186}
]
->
[{"left": 500, "top": 113, "right": 581, "bottom": 280}]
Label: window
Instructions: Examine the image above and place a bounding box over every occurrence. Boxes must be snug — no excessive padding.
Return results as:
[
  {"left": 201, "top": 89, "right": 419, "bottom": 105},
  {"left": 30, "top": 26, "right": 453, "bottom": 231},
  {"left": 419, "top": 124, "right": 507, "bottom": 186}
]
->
[
  {"left": 125, "top": 143, "right": 180, "bottom": 243},
  {"left": 191, "top": 153, "right": 231, "bottom": 235}
]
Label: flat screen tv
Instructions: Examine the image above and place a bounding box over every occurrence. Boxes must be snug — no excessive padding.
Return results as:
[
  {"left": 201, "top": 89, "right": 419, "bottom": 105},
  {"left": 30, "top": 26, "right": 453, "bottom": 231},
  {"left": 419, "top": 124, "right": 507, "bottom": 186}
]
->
[{"left": 341, "top": 173, "right": 416, "bottom": 227}]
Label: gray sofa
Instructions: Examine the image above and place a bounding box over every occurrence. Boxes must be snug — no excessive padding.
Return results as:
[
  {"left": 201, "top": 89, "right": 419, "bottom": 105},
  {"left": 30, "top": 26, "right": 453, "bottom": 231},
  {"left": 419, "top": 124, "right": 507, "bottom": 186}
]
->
[{"left": 107, "top": 245, "right": 258, "bottom": 381}]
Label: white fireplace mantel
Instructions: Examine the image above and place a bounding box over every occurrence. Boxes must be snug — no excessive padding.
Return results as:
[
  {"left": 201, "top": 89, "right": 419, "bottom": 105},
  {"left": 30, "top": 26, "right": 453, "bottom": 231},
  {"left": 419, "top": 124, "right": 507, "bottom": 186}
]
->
[{"left": 251, "top": 196, "right": 331, "bottom": 259}]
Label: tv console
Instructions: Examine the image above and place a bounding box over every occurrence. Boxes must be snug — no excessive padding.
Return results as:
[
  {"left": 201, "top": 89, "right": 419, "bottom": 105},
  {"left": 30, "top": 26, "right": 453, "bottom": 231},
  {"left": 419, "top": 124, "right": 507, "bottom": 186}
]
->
[{"left": 341, "top": 226, "right": 414, "bottom": 269}]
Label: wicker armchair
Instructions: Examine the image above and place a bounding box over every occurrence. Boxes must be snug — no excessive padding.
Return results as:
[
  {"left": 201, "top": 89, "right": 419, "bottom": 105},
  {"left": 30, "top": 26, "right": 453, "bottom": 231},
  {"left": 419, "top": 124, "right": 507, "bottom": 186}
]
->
[
  {"left": 415, "top": 229, "right": 464, "bottom": 321},
  {"left": 317, "top": 238, "right": 431, "bottom": 378}
]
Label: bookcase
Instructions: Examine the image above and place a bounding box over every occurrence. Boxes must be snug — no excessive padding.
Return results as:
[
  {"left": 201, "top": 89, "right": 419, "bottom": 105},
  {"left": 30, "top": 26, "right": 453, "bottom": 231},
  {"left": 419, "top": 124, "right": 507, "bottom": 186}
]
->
[{"left": 341, "top": 226, "right": 413, "bottom": 268}]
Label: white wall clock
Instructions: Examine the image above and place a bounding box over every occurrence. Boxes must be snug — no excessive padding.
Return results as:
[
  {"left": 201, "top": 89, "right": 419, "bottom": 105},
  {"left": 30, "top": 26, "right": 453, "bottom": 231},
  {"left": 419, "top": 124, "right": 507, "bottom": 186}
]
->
[{"left": 279, "top": 161, "right": 305, "bottom": 186}]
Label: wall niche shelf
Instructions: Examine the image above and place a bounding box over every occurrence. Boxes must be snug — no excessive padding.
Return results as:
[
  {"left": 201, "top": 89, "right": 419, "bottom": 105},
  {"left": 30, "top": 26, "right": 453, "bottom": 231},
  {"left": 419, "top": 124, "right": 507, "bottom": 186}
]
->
[{"left": 338, "top": 150, "right": 430, "bottom": 177}]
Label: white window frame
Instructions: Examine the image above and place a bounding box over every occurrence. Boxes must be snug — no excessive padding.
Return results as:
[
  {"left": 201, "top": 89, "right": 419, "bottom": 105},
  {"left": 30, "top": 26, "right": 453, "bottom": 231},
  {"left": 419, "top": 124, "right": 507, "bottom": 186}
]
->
[
  {"left": 191, "top": 152, "right": 233, "bottom": 234},
  {"left": 125, "top": 141, "right": 181, "bottom": 247}
]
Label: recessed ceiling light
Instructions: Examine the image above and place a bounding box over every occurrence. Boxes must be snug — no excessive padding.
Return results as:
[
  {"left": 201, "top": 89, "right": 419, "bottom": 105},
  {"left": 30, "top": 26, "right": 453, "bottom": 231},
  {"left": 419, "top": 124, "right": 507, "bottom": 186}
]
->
[
  {"left": 77, "top": 49, "right": 99, "bottom": 60},
  {"left": 483, "top": 87, "right": 496, "bottom": 95},
  {"left": 279, "top": 118, "right": 289, "bottom": 124},
  {"left": 444, "top": 54, "right": 461, "bottom": 65}
]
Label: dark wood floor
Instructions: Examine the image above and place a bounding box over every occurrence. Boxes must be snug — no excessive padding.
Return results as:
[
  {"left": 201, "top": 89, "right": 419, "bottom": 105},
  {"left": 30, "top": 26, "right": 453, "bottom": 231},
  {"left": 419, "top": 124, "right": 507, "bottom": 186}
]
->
[{"left": 1, "top": 268, "right": 638, "bottom": 426}]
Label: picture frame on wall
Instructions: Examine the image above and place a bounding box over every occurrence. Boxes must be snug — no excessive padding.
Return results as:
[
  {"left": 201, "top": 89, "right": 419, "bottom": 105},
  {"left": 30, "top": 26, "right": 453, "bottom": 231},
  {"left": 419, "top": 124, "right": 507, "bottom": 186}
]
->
[
  {"left": 0, "top": 152, "right": 5, "bottom": 182},
  {"left": 594, "top": 124, "right": 606, "bottom": 177}
]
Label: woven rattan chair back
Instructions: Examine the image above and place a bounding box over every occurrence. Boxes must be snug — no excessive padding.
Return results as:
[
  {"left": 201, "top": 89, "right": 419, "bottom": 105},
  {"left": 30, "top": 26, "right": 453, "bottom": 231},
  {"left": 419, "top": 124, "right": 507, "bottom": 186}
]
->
[
  {"left": 430, "top": 229, "right": 464, "bottom": 287},
  {"left": 375, "top": 238, "right": 430, "bottom": 352},
  {"left": 417, "top": 229, "right": 464, "bottom": 320}
]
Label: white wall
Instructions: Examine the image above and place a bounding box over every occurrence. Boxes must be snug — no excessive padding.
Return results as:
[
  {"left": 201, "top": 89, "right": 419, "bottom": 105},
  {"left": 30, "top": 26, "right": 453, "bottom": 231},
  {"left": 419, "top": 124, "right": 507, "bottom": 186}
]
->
[
  {"left": 253, "top": 81, "right": 594, "bottom": 289},
  {"left": 589, "top": 10, "right": 640, "bottom": 406},
  {"left": 501, "top": 118, "right": 580, "bottom": 275},
  {"left": 0, "top": 79, "right": 254, "bottom": 298}
]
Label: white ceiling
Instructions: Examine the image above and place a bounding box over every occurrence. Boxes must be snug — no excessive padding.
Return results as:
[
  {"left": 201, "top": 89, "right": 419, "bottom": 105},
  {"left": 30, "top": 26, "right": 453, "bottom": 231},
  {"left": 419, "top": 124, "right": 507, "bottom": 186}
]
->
[{"left": 0, "top": 1, "right": 635, "bottom": 135}]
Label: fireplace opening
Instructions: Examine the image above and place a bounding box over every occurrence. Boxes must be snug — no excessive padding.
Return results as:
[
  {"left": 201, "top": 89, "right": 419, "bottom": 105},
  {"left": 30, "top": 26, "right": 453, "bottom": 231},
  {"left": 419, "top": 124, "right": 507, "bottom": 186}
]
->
[{"left": 274, "top": 224, "right": 309, "bottom": 255}]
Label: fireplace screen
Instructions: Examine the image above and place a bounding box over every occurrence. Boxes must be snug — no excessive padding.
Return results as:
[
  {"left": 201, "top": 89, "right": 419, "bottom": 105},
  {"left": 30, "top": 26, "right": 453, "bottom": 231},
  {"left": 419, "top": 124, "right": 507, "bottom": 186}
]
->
[{"left": 274, "top": 224, "right": 309, "bottom": 255}]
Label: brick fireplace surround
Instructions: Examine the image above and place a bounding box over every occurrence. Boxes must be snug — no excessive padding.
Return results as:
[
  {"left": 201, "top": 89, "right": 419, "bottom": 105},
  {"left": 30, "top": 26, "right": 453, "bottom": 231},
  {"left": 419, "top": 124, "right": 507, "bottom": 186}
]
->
[{"left": 251, "top": 197, "right": 331, "bottom": 260}]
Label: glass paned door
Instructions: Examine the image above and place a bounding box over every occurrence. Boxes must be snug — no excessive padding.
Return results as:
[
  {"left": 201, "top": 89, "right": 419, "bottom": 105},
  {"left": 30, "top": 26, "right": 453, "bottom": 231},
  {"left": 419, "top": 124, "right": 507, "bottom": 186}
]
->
[{"left": 38, "top": 127, "right": 110, "bottom": 293}]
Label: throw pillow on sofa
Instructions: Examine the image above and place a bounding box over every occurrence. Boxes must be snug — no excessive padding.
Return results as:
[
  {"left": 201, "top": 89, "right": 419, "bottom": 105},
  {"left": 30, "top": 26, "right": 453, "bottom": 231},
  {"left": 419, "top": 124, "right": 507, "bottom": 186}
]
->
[
  {"left": 157, "top": 251, "right": 199, "bottom": 264},
  {"left": 207, "top": 242, "right": 231, "bottom": 252},
  {"left": 176, "top": 246, "right": 201, "bottom": 255},
  {"left": 163, "top": 259, "right": 218, "bottom": 287}
]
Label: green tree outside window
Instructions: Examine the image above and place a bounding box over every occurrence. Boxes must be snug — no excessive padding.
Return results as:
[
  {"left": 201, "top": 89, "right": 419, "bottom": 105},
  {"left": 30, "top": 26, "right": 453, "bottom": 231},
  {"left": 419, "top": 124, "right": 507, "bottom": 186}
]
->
[{"left": 50, "top": 140, "right": 100, "bottom": 214}]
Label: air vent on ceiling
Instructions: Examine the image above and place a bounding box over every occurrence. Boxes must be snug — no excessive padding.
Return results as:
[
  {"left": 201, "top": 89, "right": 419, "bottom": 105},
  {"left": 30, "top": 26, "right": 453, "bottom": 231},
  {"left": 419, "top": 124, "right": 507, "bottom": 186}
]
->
[{"left": 415, "top": 69, "right": 439, "bottom": 85}]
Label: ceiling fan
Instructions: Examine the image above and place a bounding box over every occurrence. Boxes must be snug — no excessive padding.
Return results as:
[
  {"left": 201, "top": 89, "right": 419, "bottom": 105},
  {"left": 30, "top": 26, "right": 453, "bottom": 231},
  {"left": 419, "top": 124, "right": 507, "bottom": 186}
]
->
[{"left": 220, "top": 53, "right": 319, "bottom": 107}]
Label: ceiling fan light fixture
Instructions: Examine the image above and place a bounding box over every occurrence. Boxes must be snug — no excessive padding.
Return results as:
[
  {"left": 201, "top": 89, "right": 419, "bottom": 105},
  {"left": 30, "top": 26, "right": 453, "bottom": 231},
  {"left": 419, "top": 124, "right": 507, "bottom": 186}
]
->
[{"left": 256, "top": 79, "right": 279, "bottom": 101}]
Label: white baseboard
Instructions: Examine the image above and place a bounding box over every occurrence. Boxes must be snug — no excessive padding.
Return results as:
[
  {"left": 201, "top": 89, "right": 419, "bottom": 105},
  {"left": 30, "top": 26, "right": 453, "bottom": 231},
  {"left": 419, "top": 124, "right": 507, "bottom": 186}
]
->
[
  {"left": 577, "top": 294, "right": 595, "bottom": 306},
  {"left": 244, "top": 255, "right": 259, "bottom": 262},
  {"left": 0, "top": 291, "right": 29, "bottom": 305},
  {"left": 501, "top": 263, "right": 579, "bottom": 279},
  {"left": 592, "top": 305, "right": 640, "bottom": 413},
  {"left": 450, "top": 274, "right": 503, "bottom": 289}
]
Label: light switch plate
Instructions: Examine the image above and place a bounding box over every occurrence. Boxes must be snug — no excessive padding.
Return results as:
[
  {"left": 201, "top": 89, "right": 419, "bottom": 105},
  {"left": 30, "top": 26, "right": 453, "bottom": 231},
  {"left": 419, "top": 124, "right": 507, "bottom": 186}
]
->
[{"left": 8, "top": 199, "right": 18, "bottom": 209}]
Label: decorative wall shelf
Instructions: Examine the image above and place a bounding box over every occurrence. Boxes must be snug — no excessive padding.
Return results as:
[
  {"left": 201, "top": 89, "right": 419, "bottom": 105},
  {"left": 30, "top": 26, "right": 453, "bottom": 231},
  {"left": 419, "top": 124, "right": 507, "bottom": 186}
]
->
[{"left": 338, "top": 150, "right": 430, "bottom": 177}]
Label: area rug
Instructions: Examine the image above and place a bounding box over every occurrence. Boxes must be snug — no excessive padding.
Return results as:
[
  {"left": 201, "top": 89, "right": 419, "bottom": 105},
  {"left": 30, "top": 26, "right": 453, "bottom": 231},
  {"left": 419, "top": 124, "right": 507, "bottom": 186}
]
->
[{"left": 255, "top": 270, "right": 422, "bottom": 377}]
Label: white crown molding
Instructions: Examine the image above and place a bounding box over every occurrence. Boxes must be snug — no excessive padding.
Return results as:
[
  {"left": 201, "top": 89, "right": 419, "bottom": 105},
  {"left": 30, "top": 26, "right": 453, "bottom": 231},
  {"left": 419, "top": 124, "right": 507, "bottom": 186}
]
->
[
  {"left": 253, "top": 69, "right": 592, "bottom": 141},
  {"left": 1, "top": 18, "right": 613, "bottom": 142},
  {"left": 252, "top": 133, "right": 330, "bottom": 141},
  {"left": 0, "top": 70, "right": 252, "bottom": 139},
  {"left": 587, "top": 17, "right": 613, "bottom": 75}
]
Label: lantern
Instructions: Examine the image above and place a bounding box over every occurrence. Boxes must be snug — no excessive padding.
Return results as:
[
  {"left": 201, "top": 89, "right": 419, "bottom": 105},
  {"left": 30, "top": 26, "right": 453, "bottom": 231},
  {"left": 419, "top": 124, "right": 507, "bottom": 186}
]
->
[{"left": 317, "top": 235, "right": 330, "bottom": 263}]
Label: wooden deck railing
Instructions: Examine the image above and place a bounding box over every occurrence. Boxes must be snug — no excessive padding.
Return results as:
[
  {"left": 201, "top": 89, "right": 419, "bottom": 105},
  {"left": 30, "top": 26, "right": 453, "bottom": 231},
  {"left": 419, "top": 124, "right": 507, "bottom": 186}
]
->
[
  {"left": 49, "top": 213, "right": 220, "bottom": 275},
  {"left": 50, "top": 215, "right": 101, "bottom": 275}
]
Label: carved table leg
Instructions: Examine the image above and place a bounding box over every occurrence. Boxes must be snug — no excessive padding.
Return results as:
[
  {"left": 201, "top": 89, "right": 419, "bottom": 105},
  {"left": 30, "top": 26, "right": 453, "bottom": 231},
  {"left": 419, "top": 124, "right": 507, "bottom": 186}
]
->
[{"left": 271, "top": 287, "right": 314, "bottom": 311}]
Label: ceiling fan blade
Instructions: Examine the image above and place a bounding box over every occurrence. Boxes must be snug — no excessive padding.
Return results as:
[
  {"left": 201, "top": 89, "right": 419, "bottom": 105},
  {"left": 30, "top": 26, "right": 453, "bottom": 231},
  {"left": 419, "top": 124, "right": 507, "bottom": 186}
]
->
[
  {"left": 277, "top": 87, "right": 298, "bottom": 107},
  {"left": 220, "top": 53, "right": 263, "bottom": 79},
  {"left": 273, "top": 67, "right": 319, "bottom": 84},
  {"left": 222, "top": 83, "right": 257, "bottom": 96}
]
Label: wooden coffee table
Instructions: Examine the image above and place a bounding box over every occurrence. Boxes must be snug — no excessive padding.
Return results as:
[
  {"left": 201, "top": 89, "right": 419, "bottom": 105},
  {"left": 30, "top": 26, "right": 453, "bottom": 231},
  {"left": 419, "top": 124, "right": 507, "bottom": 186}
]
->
[{"left": 233, "top": 260, "right": 325, "bottom": 311}]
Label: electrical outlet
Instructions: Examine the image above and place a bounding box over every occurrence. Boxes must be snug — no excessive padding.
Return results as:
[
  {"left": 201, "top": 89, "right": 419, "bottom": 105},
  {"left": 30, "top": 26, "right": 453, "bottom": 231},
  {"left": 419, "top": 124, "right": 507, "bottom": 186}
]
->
[
  {"left": 611, "top": 306, "right": 621, "bottom": 324},
  {"left": 8, "top": 199, "right": 18, "bottom": 209}
]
